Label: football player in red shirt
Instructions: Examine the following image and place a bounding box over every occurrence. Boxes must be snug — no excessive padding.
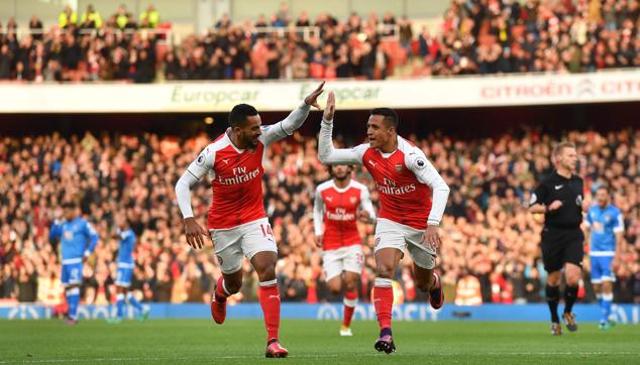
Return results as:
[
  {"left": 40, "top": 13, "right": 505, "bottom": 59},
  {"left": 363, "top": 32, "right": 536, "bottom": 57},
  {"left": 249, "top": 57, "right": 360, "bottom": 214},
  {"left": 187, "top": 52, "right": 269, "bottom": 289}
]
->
[
  {"left": 313, "top": 164, "right": 376, "bottom": 336},
  {"left": 318, "top": 92, "right": 450, "bottom": 354},
  {"left": 175, "top": 82, "right": 325, "bottom": 358}
]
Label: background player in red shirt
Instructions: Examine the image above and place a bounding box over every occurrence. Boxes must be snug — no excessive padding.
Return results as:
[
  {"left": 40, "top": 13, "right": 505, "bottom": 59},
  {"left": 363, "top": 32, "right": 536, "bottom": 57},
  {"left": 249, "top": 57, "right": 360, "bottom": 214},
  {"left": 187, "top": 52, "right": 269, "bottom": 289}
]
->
[
  {"left": 318, "top": 92, "right": 450, "bottom": 354},
  {"left": 313, "top": 164, "right": 376, "bottom": 337},
  {"left": 174, "top": 82, "right": 325, "bottom": 358}
]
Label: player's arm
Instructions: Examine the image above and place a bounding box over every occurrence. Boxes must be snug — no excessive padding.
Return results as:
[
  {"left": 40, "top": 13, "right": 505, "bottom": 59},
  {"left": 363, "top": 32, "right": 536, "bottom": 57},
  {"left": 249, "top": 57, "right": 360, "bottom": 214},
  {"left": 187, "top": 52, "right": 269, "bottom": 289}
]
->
[
  {"left": 312, "top": 189, "right": 324, "bottom": 248},
  {"left": 407, "top": 149, "right": 450, "bottom": 249},
  {"left": 358, "top": 186, "right": 376, "bottom": 222},
  {"left": 174, "top": 147, "right": 215, "bottom": 249},
  {"left": 613, "top": 210, "right": 625, "bottom": 258},
  {"left": 260, "top": 81, "right": 325, "bottom": 146},
  {"left": 83, "top": 221, "right": 99, "bottom": 257},
  {"left": 318, "top": 91, "right": 365, "bottom": 165},
  {"left": 49, "top": 221, "right": 62, "bottom": 243}
]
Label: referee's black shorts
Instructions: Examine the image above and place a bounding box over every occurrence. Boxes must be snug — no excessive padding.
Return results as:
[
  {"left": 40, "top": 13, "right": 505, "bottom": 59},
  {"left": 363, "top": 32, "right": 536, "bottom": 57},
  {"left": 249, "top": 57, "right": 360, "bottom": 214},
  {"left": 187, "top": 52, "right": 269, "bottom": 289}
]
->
[{"left": 540, "top": 227, "right": 584, "bottom": 273}]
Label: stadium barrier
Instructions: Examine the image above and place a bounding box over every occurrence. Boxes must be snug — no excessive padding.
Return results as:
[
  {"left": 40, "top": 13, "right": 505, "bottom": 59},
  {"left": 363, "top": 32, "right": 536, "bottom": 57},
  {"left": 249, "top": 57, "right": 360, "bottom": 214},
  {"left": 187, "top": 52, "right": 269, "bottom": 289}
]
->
[
  {"left": 2, "top": 303, "right": 638, "bottom": 323},
  {"left": 1, "top": 70, "right": 640, "bottom": 113}
]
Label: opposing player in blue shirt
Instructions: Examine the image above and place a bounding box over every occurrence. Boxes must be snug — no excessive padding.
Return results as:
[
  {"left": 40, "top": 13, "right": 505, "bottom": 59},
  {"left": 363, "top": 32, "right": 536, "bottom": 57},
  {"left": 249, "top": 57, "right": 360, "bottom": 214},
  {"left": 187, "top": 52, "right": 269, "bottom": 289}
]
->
[
  {"left": 108, "top": 215, "right": 148, "bottom": 323},
  {"left": 49, "top": 201, "right": 98, "bottom": 325},
  {"left": 585, "top": 186, "right": 625, "bottom": 330}
]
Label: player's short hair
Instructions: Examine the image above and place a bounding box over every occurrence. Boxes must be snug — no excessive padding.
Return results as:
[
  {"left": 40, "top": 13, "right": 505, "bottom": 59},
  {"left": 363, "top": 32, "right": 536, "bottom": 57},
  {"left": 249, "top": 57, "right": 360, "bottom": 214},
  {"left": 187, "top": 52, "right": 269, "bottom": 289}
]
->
[
  {"left": 228, "top": 104, "right": 258, "bottom": 128},
  {"left": 552, "top": 141, "right": 576, "bottom": 157},
  {"left": 327, "top": 164, "right": 353, "bottom": 175},
  {"left": 370, "top": 108, "right": 399, "bottom": 129},
  {"left": 62, "top": 201, "right": 78, "bottom": 209},
  {"left": 595, "top": 185, "right": 609, "bottom": 193}
]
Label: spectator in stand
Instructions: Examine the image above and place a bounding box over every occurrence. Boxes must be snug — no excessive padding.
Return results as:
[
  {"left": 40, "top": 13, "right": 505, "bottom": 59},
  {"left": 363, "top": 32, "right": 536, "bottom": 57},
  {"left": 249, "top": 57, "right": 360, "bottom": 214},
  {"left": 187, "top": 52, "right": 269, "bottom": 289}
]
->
[
  {"left": 139, "top": 5, "right": 160, "bottom": 29},
  {"left": 80, "top": 4, "right": 103, "bottom": 30},
  {"left": 58, "top": 5, "right": 77, "bottom": 29}
]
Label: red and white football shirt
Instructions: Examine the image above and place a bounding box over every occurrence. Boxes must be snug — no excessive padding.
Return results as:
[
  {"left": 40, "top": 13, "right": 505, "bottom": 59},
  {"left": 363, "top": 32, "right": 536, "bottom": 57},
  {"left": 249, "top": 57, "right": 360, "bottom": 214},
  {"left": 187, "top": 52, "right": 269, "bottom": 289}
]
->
[
  {"left": 319, "top": 126, "right": 449, "bottom": 230},
  {"left": 313, "top": 179, "right": 375, "bottom": 251}
]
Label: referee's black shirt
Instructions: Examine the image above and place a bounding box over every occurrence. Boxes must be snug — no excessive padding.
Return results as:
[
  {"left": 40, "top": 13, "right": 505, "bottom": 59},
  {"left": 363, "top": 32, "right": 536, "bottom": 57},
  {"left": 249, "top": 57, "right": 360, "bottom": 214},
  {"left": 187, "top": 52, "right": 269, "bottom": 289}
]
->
[{"left": 530, "top": 170, "right": 584, "bottom": 229}]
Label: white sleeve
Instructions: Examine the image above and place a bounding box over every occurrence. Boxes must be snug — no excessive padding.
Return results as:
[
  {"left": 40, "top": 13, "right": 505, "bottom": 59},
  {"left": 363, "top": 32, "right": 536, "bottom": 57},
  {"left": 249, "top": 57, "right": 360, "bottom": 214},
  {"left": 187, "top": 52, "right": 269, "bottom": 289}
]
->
[
  {"left": 259, "top": 102, "right": 311, "bottom": 146},
  {"left": 175, "top": 146, "right": 215, "bottom": 219},
  {"left": 360, "top": 186, "right": 376, "bottom": 220},
  {"left": 406, "top": 147, "right": 450, "bottom": 226},
  {"left": 613, "top": 211, "right": 625, "bottom": 233},
  {"left": 313, "top": 188, "right": 324, "bottom": 236},
  {"left": 318, "top": 119, "right": 366, "bottom": 165}
]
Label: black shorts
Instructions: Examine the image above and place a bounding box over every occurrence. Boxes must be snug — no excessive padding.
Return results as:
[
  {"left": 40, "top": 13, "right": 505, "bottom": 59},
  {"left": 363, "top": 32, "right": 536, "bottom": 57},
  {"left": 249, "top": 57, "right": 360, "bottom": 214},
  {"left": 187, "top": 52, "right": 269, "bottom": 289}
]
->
[{"left": 540, "top": 227, "right": 584, "bottom": 273}]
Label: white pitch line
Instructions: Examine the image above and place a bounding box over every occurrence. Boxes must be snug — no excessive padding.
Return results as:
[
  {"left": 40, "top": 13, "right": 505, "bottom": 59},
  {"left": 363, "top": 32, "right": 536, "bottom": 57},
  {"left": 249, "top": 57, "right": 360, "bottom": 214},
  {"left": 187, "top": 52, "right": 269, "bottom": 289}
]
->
[{"left": 1, "top": 352, "right": 637, "bottom": 364}]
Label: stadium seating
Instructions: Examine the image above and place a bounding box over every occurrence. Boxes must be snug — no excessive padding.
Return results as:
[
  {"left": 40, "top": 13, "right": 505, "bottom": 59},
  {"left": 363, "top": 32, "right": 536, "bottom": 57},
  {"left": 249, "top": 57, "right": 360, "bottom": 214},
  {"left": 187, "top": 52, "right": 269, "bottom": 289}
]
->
[{"left": 1, "top": 1, "right": 640, "bottom": 82}]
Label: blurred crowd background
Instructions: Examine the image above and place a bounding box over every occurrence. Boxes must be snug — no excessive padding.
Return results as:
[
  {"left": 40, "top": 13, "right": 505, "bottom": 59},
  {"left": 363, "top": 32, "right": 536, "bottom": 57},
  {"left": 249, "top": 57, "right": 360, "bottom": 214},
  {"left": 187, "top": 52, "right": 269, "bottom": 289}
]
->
[
  {"left": 2, "top": 0, "right": 640, "bottom": 82},
  {"left": 1, "top": 125, "right": 639, "bottom": 307}
]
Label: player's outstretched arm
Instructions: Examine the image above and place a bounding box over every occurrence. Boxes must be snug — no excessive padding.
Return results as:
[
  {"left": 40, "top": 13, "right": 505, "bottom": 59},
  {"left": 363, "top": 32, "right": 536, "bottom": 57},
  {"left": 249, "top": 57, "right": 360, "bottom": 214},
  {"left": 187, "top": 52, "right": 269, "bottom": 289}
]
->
[
  {"left": 312, "top": 188, "right": 324, "bottom": 248},
  {"left": 358, "top": 186, "right": 376, "bottom": 222},
  {"left": 318, "top": 91, "right": 364, "bottom": 165},
  {"left": 175, "top": 148, "right": 214, "bottom": 249},
  {"left": 406, "top": 149, "right": 450, "bottom": 249},
  {"left": 260, "top": 81, "right": 325, "bottom": 146}
]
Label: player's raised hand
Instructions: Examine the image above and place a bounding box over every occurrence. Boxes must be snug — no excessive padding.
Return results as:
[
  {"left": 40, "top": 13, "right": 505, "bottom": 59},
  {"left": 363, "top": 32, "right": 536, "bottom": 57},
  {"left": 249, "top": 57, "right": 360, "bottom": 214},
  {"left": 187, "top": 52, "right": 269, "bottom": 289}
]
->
[
  {"left": 423, "top": 225, "right": 442, "bottom": 252},
  {"left": 323, "top": 91, "right": 335, "bottom": 121},
  {"left": 304, "top": 81, "right": 325, "bottom": 109},
  {"left": 183, "top": 217, "right": 208, "bottom": 250}
]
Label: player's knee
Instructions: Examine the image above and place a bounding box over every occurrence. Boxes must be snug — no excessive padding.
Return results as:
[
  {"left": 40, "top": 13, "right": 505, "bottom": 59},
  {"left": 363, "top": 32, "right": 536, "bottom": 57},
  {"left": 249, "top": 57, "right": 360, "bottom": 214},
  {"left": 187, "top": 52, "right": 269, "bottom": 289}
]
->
[
  {"left": 416, "top": 280, "right": 430, "bottom": 292},
  {"left": 255, "top": 266, "right": 276, "bottom": 282},
  {"left": 375, "top": 264, "right": 394, "bottom": 279},
  {"left": 224, "top": 280, "right": 242, "bottom": 295},
  {"left": 328, "top": 284, "right": 341, "bottom": 295}
]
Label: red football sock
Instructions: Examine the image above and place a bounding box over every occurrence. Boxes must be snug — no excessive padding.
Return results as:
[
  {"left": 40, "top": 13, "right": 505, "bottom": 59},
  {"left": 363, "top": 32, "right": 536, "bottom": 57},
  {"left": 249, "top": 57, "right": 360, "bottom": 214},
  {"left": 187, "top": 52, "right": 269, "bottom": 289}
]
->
[
  {"left": 342, "top": 290, "right": 358, "bottom": 328},
  {"left": 373, "top": 279, "right": 394, "bottom": 330},
  {"left": 258, "top": 282, "right": 281, "bottom": 341},
  {"left": 215, "top": 277, "right": 228, "bottom": 301}
]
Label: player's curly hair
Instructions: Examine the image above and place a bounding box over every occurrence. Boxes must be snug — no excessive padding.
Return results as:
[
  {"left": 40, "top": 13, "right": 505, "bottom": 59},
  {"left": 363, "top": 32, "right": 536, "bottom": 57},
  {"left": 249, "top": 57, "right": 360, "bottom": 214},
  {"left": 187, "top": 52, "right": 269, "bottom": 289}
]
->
[{"left": 229, "top": 104, "right": 258, "bottom": 127}]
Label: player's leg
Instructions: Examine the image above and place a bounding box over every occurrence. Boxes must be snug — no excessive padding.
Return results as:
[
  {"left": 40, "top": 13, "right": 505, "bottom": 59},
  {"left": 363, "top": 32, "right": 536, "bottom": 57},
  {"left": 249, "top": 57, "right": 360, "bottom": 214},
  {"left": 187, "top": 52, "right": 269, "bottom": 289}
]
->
[
  {"left": 407, "top": 241, "right": 441, "bottom": 309},
  {"left": 541, "top": 230, "right": 563, "bottom": 335},
  {"left": 599, "top": 256, "right": 615, "bottom": 329},
  {"left": 341, "top": 271, "right": 360, "bottom": 336},
  {"left": 244, "top": 220, "right": 287, "bottom": 358},
  {"left": 600, "top": 278, "right": 614, "bottom": 329},
  {"left": 210, "top": 229, "right": 244, "bottom": 325},
  {"left": 340, "top": 245, "right": 362, "bottom": 336},
  {"left": 323, "top": 248, "right": 344, "bottom": 296},
  {"left": 115, "top": 285, "right": 126, "bottom": 322},
  {"left": 373, "top": 247, "right": 402, "bottom": 353},
  {"left": 63, "top": 263, "right": 82, "bottom": 324},
  {"left": 212, "top": 268, "right": 243, "bottom": 324},
  {"left": 561, "top": 230, "right": 584, "bottom": 332},
  {"left": 590, "top": 256, "right": 606, "bottom": 328},
  {"left": 251, "top": 251, "right": 288, "bottom": 358}
]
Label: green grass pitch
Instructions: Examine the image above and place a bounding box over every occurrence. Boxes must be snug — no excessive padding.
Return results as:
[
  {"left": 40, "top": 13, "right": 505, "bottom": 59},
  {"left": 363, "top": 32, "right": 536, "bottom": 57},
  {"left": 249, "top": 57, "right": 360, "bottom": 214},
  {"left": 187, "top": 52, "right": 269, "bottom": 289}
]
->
[{"left": 2, "top": 319, "right": 639, "bottom": 364}]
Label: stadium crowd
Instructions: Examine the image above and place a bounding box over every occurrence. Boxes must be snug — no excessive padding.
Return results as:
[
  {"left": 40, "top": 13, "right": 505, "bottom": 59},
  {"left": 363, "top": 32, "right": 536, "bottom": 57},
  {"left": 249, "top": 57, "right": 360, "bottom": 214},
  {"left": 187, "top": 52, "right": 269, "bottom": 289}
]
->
[
  {"left": 1, "top": 126, "right": 639, "bottom": 307},
  {"left": 2, "top": 0, "right": 640, "bottom": 82}
]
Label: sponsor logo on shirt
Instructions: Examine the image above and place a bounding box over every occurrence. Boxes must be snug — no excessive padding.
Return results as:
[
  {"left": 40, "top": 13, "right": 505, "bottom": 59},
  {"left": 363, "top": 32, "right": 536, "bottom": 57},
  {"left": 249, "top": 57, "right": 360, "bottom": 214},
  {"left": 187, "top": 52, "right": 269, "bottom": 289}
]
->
[
  {"left": 378, "top": 177, "right": 416, "bottom": 195},
  {"left": 326, "top": 207, "right": 356, "bottom": 221},
  {"left": 216, "top": 166, "right": 261, "bottom": 185}
]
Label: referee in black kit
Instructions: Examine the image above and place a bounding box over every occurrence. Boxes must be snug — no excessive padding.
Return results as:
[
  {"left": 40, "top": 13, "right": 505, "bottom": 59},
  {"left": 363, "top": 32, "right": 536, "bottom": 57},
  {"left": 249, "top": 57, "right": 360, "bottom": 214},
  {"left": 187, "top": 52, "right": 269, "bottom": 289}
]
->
[{"left": 528, "top": 141, "right": 584, "bottom": 336}]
